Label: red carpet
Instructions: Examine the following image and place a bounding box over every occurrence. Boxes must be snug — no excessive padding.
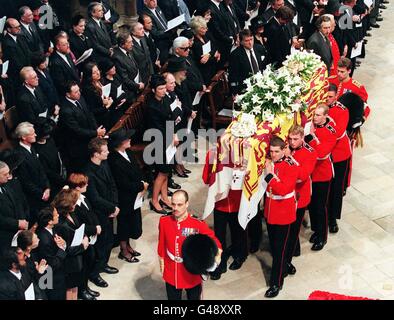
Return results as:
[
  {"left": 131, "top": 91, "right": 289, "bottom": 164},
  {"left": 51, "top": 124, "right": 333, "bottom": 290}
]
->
[{"left": 308, "top": 290, "right": 377, "bottom": 300}]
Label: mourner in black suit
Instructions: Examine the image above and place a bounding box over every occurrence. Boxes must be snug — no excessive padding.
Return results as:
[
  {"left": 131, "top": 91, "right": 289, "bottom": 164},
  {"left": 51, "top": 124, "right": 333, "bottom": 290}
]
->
[
  {"left": 131, "top": 22, "right": 154, "bottom": 85},
  {"left": 16, "top": 68, "right": 51, "bottom": 125},
  {"left": 0, "top": 160, "right": 30, "bottom": 253},
  {"left": 264, "top": 6, "right": 294, "bottom": 67},
  {"left": 18, "top": 6, "right": 44, "bottom": 54},
  {"left": 229, "top": 29, "right": 269, "bottom": 95},
  {"left": 32, "top": 53, "right": 61, "bottom": 118},
  {"left": 34, "top": 118, "right": 67, "bottom": 198},
  {"left": 14, "top": 123, "right": 51, "bottom": 224},
  {"left": 85, "top": 3, "right": 114, "bottom": 64},
  {"left": 0, "top": 248, "right": 26, "bottom": 300},
  {"left": 58, "top": 82, "right": 104, "bottom": 173},
  {"left": 138, "top": 14, "right": 161, "bottom": 71},
  {"left": 108, "top": 129, "right": 148, "bottom": 263},
  {"left": 52, "top": 189, "right": 89, "bottom": 300},
  {"left": 67, "top": 173, "right": 101, "bottom": 300},
  {"left": 1, "top": 19, "right": 32, "bottom": 105},
  {"left": 208, "top": 0, "right": 236, "bottom": 66},
  {"left": 84, "top": 138, "right": 119, "bottom": 287},
  {"left": 141, "top": 1, "right": 175, "bottom": 64},
  {"left": 36, "top": 207, "right": 67, "bottom": 300},
  {"left": 50, "top": 35, "right": 81, "bottom": 95},
  {"left": 112, "top": 33, "right": 144, "bottom": 102},
  {"left": 306, "top": 15, "right": 333, "bottom": 70}
]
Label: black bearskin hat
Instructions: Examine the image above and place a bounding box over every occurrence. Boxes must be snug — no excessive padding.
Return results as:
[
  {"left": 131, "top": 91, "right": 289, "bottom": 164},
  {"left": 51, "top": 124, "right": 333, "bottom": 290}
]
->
[{"left": 182, "top": 234, "right": 218, "bottom": 275}]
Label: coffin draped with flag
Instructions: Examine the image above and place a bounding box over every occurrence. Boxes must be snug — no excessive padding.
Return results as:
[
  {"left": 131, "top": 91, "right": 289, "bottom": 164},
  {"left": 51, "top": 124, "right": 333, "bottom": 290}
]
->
[{"left": 202, "top": 51, "right": 329, "bottom": 229}]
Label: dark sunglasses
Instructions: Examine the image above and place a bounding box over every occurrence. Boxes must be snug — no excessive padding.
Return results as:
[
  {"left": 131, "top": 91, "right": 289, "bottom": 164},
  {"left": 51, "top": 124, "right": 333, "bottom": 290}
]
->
[{"left": 179, "top": 47, "right": 190, "bottom": 51}]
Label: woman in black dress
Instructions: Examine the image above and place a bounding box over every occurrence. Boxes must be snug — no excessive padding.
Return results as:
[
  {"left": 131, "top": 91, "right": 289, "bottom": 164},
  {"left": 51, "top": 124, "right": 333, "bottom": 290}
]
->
[
  {"left": 99, "top": 59, "right": 134, "bottom": 127},
  {"left": 146, "top": 74, "right": 175, "bottom": 215},
  {"left": 34, "top": 117, "right": 67, "bottom": 198},
  {"left": 67, "top": 173, "right": 101, "bottom": 300},
  {"left": 69, "top": 15, "right": 94, "bottom": 70},
  {"left": 190, "top": 16, "right": 220, "bottom": 85},
  {"left": 108, "top": 129, "right": 148, "bottom": 262},
  {"left": 81, "top": 62, "right": 114, "bottom": 130},
  {"left": 52, "top": 189, "right": 89, "bottom": 300}
]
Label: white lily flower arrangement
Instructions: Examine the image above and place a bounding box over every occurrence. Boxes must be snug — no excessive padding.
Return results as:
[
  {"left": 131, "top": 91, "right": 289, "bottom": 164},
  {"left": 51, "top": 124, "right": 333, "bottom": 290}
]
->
[
  {"left": 235, "top": 65, "right": 305, "bottom": 121},
  {"left": 283, "top": 50, "right": 324, "bottom": 83}
]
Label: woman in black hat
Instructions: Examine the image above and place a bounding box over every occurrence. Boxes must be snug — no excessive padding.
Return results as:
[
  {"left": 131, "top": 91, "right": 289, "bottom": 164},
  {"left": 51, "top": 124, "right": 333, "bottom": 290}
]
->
[
  {"left": 99, "top": 59, "right": 133, "bottom": 128},
  {"left": 34, "top": 117, "right": 67, "bottom": 198},
  {"left": 146, "top": 74, "right": 175, "bottom": 215},
  {"left": 107, "top": 128, "right": 148, "bottom": 262}
]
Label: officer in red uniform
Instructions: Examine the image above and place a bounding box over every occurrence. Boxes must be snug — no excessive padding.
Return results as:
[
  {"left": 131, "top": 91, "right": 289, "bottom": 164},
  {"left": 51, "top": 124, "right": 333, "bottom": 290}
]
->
[
  {"left": 326, "top": 84, "right": 352, "bottom": 233},
  {"left": 305, "top": 104, "right": 337, "bottom": 251},
  {"left": 264, "top": 136, "right": 299, "bottom": 298},
  {"left": 158, "top": 190, "right": 222, "bottom": 300},
  {"left": 329, "top": 57, "right": 370, "bottom": 118},
  {"left": 284, "top": 125, "right": 317, "bottom": 274}
]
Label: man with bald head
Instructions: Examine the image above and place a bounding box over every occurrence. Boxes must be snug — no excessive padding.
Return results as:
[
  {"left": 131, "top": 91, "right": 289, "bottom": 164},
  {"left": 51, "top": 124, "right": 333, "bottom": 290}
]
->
[{"left": 1, "top": 18, "right": 32, "bottom": 105}]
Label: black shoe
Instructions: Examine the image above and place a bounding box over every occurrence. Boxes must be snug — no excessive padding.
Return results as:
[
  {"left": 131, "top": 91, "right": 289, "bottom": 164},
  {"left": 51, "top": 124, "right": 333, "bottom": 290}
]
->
[
  {"left": 376, "top": 16, "right": 383, "bottom": 21},
  {"left": 168, "top": 180, "right": 181, "bottom": 190},
  {"left": 229, "top": 258, "right": 244, "bottom": 270},
  {"left": 103, "top": 265, "right": 119, "bottom": 274},
  {"left": 382, "top": 0, "right": 389, "bottom": 3},
  {"left": 309, "top": 232, "right": 318, "bottom": 244},
  {"left": 329, "top": 224, "right": 339, "bottom": 233},
  {"left": 79, "top": 290, "right": 96, "bottom": 300},
  {"left": 379, "top": 4, "right": 387, "bottom": 9},
  {"left": 287, "top": 263, "right": 297, "bottom": 275},
  {"left": 167, "top": 190, "right": 173, "bottom": 197},
  {"left": 264, "top": 285, "right": 282, "bottom": 298},
  {"left": 131, "top": 250, "right": 141, "bottom": 257},
  {"left": 149, "top": 201, "right": 170, "bottom": 215},
  {"left": 311, "top": 241, "right": 326, "bottom": 251},
  {"left": 371, "top": 22, "right": 380, "bottom": 28},
  {"left": 118, "top": 252, "right": 140, "bottom": 263},
  {"left": 209, "top": 270, "right": 222, "bottom": 280},
  {"left": 183, "top": 168, "right": 192, "bottom": 174},
  {"left": 87, "top": 287, "right": 100, "bottom": 297},
  {"left": 175, "top": 171, "right": 189, "bottom": 178},
  {"left": 366, "top": 32, "right": 372, "bottom": 37},
  {"left": 90, "top": 276, "right": 108, "bottom": 288},
  {"left": 159, "top": 199, "right": 172, "bottom": 210}
]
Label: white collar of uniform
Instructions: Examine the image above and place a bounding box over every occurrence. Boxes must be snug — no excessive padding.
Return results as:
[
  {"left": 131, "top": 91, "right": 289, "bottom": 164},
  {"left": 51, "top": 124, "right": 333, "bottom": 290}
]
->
[
  {"left": 118, "top": 150, "right": 131, "bottom": 162},
  {"left": 76, "top": 193, "right": 87, "bottom": 206},
  {"left": 24, "top": 84, "right": 36, "bottom": 97},
  {"left": 8, "top": 33, "right": 18, "bottom": 42},
  {"left": 20, "top": 22, "right": 31, "bottom": 31},
  {"left": 66, "top": 97, "right": 78, "bottom": 107},
  {"left": 132, "top": 36, "right": 141, "bottom": 45},
  {"left": 119, "top": 46, "right": 129, "bottom": 56},
  {"left": 9, "top": 270, "right": 22, "bottom": 280},
  {"left": 211, "top": 0, "right": 221, "bottom": 10},
  {"left": 45, "top": 227, "right": 53, "bottom": 235},
  {"left": 144, "top": 31, "right": 150, "bottom": 37},
  {"left": 19, "top": 141, "right": 31, "bottom": 153},
  {"left": 93, "top": 17, "right": 102, "bottom": 26}
]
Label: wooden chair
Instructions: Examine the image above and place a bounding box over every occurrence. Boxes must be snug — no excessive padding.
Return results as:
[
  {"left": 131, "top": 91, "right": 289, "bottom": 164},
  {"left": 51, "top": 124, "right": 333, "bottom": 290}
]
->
[
  {"left": 205, "top": 70, "right": 233, "bottom": 129},
  {"left": 109, "top": 100, "right": 149, "bottom": 168}
]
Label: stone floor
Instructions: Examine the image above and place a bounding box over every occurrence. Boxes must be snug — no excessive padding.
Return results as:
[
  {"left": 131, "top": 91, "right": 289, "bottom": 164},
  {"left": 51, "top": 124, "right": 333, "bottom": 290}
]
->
[{"left": 95, "top": 6, "right": 394, "bottom": 300}]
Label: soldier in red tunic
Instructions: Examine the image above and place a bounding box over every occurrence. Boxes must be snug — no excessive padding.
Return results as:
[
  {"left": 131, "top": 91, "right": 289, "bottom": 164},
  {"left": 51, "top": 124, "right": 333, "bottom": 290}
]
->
[
  {"left": 305, "top": 104, "right": 337, "bottom": 251},
  {"left": 329, "top": 57, "right": 370, "bottom": 119},
  {"left": 158, "top": 190, "right": 222, "bottom": 300},
  {"left": 284, "top": 125, "right": 317, "bottom": 274},
  {"left": 326, "top": 84, "right": 352, "bottom": 233},
  {"left": 264, "top": 136, "right": 299, "bottom": 298}
]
